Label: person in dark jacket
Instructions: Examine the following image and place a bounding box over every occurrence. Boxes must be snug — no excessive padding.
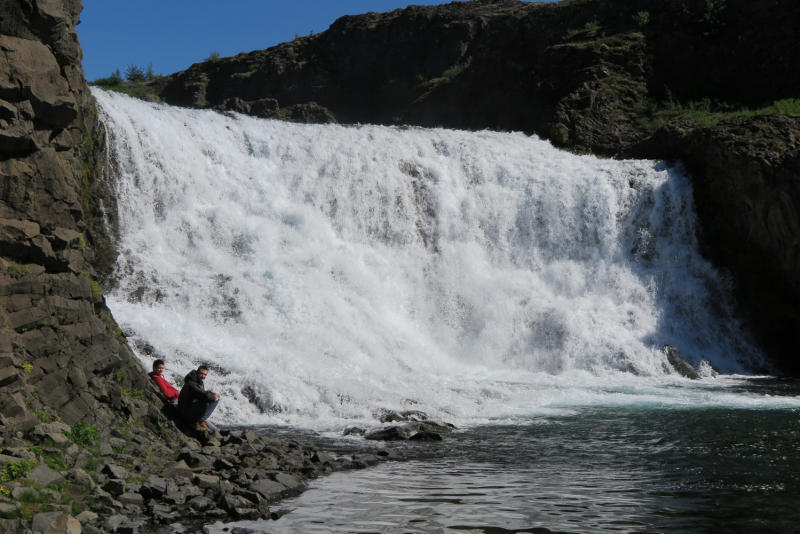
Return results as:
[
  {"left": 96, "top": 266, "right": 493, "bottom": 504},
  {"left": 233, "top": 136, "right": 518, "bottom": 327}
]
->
[{"left": 178, "top": 365, "right": 220, "bottom": 432}]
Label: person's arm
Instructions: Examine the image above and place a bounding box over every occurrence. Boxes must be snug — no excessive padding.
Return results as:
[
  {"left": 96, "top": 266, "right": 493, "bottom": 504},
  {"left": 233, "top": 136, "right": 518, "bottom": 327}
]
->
[
  {"left": 151, "top": 375, "right": 179, "bottom": 401},
  {"left": 162, "top": 379, "right": 180, "bottom": 401},
  {"left": 186, "top": 381, "right": 216, "bottom": 403}
]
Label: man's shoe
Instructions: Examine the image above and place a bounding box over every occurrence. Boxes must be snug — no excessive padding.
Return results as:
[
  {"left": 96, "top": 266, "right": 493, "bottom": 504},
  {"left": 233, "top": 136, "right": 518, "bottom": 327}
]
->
[{"left": 196, "top": 421, "right": 210, "bottom": 432}]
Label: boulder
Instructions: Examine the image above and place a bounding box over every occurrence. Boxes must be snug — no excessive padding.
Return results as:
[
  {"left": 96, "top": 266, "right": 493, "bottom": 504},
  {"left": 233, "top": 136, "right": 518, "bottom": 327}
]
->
[
  {"left": 192, "top": 473, "right": 219, "bottom": 488},
  {"left": 213, "top": 458, "right": 234, "bottom": 471},
  {"left": 311, "top": 451, "right": 334, "bottom": 464},
  {"left": 409, "top": 431, "right": 443, "bottom": 441},
  {"left": 27, "top": 464, "right": 66, "bottom": 486},
  {"left": 42, "top": 514, "right": 81, "bottom": 534},
  {"left": 102, "top": 464, "right": 128, "bottom": 480},
  {"left": 66, "top": 468, "right": 95, "bottom": 490},
  {"left": 376, "top": 449, "right": 403, "bottom": 460},
  {"left": 0, "top": 503, "right": 20, "bottom": 514},
  {"left": 102, "top": 479, "right": 125, "bottom": 496},
  {"left": 218, "top": 494, "right": 250, "bottom": 512},
  {"left": 273, "top": 473, "right": 303, "bottom": 491},
  {"left": 161, "top": 460, "right": 192, "bottom": 478},
  {"left": 74, "top": 511, "right": 98, "bottom": 524},
  {"left": 161, "top": 489, "right": 185, "bottom": 505},
  {"left": 138, "top": 476, "right": 167, "bottom": 499},
  {"left": 248, "top": 479, "right": 288, "bottom": 499},
  {"left": 364, "top": 426, "right": 408, "bottom": 441},
  {"left": 187, "top": 496, "right": 212, "bottom": 511},
  {"left": 665, "top": 346, "right": 700, "bottom": 380},
  {"left": 117, "top": 493, "right": 143, "bottom": 507},
  {"left": 29, "top": 422, "right": 71, "bottom": 441},
  {"left": 31, "top": 512, "right": 64, "bottom": 534},
  {"left": 176, "top": 451, "right": 210, "bottom": 468},
  {"left": 104, "top": 515, "right": 129, "bottom": 533}
]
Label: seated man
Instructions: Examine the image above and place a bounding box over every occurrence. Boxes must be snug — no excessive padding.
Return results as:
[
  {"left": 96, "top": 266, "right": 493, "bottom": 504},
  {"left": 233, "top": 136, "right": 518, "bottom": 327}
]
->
[
  {"left": 148, "top": 359, "right": 179, "bottom": 406},
  {"left": 177, "top": 365, "right": 220, "bottom": 432}
]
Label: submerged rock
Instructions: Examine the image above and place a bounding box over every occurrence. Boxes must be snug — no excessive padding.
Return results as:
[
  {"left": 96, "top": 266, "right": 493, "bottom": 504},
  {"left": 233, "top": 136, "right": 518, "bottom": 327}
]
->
[
  {"left": 664, "top": 346, "right": 700, "bottom": 380},
  {"left": 409, "top": 431, "right": 442, "bottom": 441},
  {"left": 364, "top": 427, "right": 408, "bottom": 441}
]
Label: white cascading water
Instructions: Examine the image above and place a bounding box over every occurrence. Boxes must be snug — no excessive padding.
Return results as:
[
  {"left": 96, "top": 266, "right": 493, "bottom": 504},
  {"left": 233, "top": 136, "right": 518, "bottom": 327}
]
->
[{"left": 93, "top": 89, "right": 777, "bottom": 428}]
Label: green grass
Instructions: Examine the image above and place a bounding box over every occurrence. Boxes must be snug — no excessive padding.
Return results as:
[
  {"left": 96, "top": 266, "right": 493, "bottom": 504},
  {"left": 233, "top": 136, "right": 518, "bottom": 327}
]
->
[
  {"left": 33, "top": 410, "right": 52, "bottom": 423},
  {"left": 637, "top": 97, "right": 800, "bottom": 136},
  {"left": 122, "top": 389, "right": 145, "bottom": 400},
  {"left": 84, "top": 458, "right": 102, "bottom": 473},
  {"left": 90, "top": 76, "right": 169, "bottom": 102},
  {"left": 3, "top": 264, "right": 32, "bottom": 278},
  {"left": 17, "top": 490, "right": 45, "bottom": 504}
]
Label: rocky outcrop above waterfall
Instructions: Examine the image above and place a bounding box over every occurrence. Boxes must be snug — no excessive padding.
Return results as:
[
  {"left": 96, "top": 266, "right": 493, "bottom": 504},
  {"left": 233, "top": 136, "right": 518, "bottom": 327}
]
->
[{"left": 152, "top": 0, "right": 800, "bottom": 375}]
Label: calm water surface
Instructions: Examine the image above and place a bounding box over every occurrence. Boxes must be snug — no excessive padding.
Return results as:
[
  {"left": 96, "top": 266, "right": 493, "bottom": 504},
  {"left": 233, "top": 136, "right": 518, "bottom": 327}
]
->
[{"left": 209, "top": 379, "right": 800, "bottom": 534}]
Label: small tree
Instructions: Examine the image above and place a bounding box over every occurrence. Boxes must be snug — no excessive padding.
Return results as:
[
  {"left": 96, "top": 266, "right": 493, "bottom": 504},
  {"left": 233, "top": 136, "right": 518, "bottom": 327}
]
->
[
  {"left": 207, "top": 51, "right": 221, "bottom": 62},
  {"left": 125, "top": 64, "right": 145, "bottom": 82},
  {"left": 145, "top": 62, "right": 156, "bottom": 81}
]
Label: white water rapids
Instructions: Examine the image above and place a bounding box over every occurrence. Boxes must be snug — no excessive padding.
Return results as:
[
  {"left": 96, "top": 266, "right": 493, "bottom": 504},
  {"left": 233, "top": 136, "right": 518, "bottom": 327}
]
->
[{"left": 93, "top": 89, "right": 781, "bottom": 428}]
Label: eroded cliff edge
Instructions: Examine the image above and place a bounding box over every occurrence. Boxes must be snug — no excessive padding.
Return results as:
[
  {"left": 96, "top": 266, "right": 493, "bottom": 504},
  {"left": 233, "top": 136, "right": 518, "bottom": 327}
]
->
[{"left": 155, "top": 0, "right": 800, "bottom": 375}]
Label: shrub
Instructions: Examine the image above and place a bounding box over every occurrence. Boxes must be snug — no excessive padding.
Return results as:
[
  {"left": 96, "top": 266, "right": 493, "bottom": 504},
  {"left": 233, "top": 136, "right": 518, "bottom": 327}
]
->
[
  {"left": 33, "top": 410, "right": 52, "bottom": 423},
  {"left": 17, "top": 489, "right": 43, "bottom": 503},
  {"left": 66, "top": 421, "right": 99, "bottom": 446},
  {"left": 78, "top": 233, "right": 86, "bottom": 250},
  {"left": 633, "top": 11, "right": 650, "bottom": 26},
  {"left": 4, "top": 264, "right": 32, "bottom": 278},
  {"left": 125, "top": 64, "right": 146, "bottom": 82},
  {"left": 115, "top": 370, "right": 128, "bottom": 383},
  {"left": 442, "top": 56, "right": 472, "bottom": 81},
  {"left": 22, "top": 362, "right": 33, "bottom": 373},
  {"left": 207, "top": 51, "right": 221, "bottom": 62},
  {"left": 89, "top": 280, "right": 102, "bottom": 298},
  {"left": 122, "top": 389, "right": 145, "bottom": 400},
  {"left": 145, "top": 62, "right": 156, "bottom": 81},
  {"left": 0, "top": 460, "right": 38, "bottom": 482},
  {"left": 92, "top": 69, "right": 123, "bottom": 87}
]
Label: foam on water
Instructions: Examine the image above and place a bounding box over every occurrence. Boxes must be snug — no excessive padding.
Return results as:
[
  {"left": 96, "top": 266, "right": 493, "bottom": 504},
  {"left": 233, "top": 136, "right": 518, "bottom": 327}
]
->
[{"left": 93, "top": 89, "right": 781, "bottom": 427}]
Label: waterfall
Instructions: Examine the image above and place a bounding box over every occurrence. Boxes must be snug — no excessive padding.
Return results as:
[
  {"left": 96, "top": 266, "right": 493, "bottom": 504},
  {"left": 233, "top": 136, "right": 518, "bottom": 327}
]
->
[{"left": 93, "top": 89, "right": 765, "bottom": 427}]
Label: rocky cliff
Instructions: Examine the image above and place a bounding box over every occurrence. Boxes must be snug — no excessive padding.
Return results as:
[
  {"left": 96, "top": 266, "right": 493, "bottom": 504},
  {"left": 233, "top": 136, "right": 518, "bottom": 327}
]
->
[
  {"left": 0, "top": 0, "right": 165, "bottom": 434},
  {"left": 156, "top": 0, "right": 800, "bottom": 375}
]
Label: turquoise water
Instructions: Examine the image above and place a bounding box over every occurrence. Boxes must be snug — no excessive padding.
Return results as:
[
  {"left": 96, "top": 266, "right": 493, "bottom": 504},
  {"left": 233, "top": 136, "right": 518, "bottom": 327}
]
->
[{"left": 210, "top": 378, "right": 800, "bottom": 534}]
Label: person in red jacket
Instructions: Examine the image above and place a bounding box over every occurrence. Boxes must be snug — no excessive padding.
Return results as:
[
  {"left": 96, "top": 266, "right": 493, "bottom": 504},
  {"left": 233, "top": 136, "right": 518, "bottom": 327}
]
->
[{"left": 148, "top": 359, "right": 180, "bottom": 405}]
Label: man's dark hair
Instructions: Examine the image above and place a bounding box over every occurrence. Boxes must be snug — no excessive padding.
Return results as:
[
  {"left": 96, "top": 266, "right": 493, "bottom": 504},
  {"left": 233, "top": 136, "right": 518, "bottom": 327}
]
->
[
  {"left": 153, "top": 359, "right": 165, "bottom": 369},
  {"left": 198, "top": 365, "right": 209, "bottom": 372}
]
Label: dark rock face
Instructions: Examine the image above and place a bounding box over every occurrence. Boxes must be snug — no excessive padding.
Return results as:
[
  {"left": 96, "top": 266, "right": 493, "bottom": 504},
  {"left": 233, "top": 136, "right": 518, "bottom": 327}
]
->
[
  {"left": 0, "top": 0, "right": 164, "bottom": 435},
  {"left": 157, "top": 0, "right": 800, "bottom": 374}
]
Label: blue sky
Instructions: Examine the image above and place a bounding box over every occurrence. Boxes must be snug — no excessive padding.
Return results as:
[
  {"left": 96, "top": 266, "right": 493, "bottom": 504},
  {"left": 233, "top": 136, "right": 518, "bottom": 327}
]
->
[{"left": 80, "top": 1, "right": 478, "bottom": 81}]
